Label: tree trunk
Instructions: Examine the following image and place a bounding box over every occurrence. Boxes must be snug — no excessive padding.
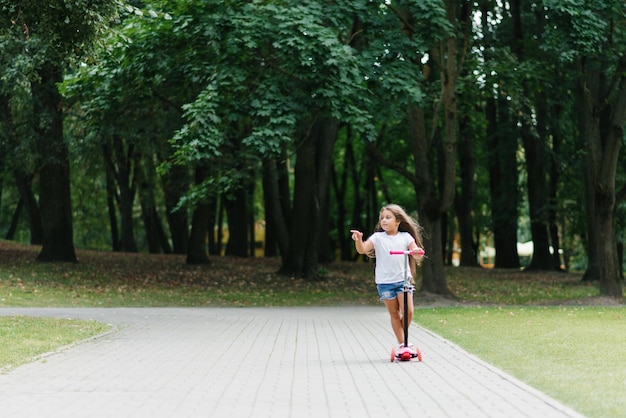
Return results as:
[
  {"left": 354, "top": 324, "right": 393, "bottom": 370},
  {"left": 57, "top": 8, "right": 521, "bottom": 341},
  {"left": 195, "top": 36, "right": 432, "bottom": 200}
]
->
[
  {"left": 280, "top": 116, "right": 337, "bottom": 279},
  {"left": 186, "top": 165, "right": 210, "bottom": 264},
  {"left": 225, "top": 187, "right": 251, "bottom": 257},
  {"left": 595, "top": 191, "right": 622, "bottom": 296},
  {"left": 408, "top": 105, "right": 454, "bottom": 296},
  {"left": 419, "top": 216, "right": 451, "bottom": 294},
  {"left": 105, "top": 159, "right": 121, "bottom": 251},
  {"left": 316, "top": 119, "right": 339, "bottom": 263},
  {"left": 478, "top": 0, "right": 518, "bottom": 269},
  {"left": 281, "top": 126, "right": 318, "bottom": 278},
  {"left": 548, "top": 120, "right": 564, "bottom": 270},
  {"left": 486, "top": 96, "right": 520, "bottom": 268},
  {"left": 577, "top": 61, "right": 605, "bottom": 283},
  {"left": 0, "top": 94, "right": 8, "bottom": 218},
  {"left": 331, "top": 127, "right": 354, "bottom": 261},
  {"left": 13, "top": 169, "right": 43, "bottom": 244},
  {"left": 103, "top": 136, "right": 138, "bottom": 253},
  {"left": 510, "top": 0, "right": 553, "bottom": 271},
  {"left": 161, "top": 164, "right": 190, "bottom": 255},
  {"left": 5, "top": 198, "right": 23, "bottom": 241},
  {"left": 187, "top": 201, "right": 211, "bottom": 264},
  {"left": 138, "top": 155, "right": 170, "bottom": 254},
  {"left": 262, "top": 155, "right": 289, "bottom": 258},
  {"left": 31, "top": 62, "right": 76, "bottom": 262},
  {"left": 576, "top": 57, "right": 625, "bottom": 298},
  {"left": 350, "top": 131, "right": 369, "bottom": 261},
  {"left": 208, "top": 197, "right": 223, "bottom": 256},
  {"left": 520, "top": 109, "right": 553, "bottom": 270},
  {"left": 455, "top": 115, "right": 478, "bottom": 266},
  {"left": 417, "top": 0, "right": 465, "bottom": 295}
]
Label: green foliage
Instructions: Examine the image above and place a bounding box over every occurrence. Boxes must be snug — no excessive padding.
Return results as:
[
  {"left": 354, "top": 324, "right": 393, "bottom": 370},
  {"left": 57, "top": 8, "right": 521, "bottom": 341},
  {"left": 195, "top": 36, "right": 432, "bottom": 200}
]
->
[
  {"left": 58, "top": 0, "right": 453, "bottom": 249},
  {"left": 0, "top": 0, "right": 122, "bottom": 64},
  {"left": 3, "top": 0, "right": 622, "bottom": 268},
  {"left": 541, "top": 0, "right": 626, "bottom": 61},
  {"left": 170, "top": 0, "right": 377, "bottom": 161}
]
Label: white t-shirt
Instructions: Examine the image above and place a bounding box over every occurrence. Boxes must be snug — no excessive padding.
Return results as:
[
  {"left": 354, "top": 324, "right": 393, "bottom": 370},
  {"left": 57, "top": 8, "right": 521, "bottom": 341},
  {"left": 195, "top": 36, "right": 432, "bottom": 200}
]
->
[{"left": 368, "top": 231, "right": 415, "bottom": 284}]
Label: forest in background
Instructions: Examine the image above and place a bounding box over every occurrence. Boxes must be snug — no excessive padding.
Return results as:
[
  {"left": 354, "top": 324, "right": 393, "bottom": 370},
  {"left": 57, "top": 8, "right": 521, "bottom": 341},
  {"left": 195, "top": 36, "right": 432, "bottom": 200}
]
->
[{"left": 0, "top": 1, "right": 624, "bottom": 298}]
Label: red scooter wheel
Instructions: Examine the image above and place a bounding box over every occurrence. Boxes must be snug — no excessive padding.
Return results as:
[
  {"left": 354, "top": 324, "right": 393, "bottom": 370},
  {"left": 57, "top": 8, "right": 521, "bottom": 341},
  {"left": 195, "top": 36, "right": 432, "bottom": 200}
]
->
[
  {"left": 416, "top": 347, "right": 423, "bottom": 362},
  {"left": 390, "top": 347, "right": 396, "bottom": 362}
]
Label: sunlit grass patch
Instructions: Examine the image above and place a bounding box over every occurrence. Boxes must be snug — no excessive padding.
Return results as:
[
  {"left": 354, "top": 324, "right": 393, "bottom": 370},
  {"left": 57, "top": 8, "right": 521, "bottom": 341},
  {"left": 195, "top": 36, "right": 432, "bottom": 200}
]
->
[
  {"left": 417, "top": 306, "right": 626, "bottom": 418},
  {"left": 0, "top": 315, "right": 112, "bottom": 372}
]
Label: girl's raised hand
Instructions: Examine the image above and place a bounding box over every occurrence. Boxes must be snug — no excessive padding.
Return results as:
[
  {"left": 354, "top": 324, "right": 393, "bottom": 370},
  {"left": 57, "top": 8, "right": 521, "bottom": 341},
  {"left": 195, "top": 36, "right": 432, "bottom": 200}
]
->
[{"left": 350, "top": 229, "right": 363, "bottom": 241}]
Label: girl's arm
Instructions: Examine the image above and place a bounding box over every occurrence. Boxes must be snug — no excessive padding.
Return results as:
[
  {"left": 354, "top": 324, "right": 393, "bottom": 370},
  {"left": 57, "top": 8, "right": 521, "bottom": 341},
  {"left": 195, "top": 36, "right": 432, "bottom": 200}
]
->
[{"left": 350, "top": 230, "right": 374, "bottom": 255}]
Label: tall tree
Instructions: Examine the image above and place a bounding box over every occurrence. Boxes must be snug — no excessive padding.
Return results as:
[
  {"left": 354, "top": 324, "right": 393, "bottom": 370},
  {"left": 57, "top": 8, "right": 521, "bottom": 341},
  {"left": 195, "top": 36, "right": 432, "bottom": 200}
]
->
[
  {"left": 506, "top": 0, "right": 560, "bottom": 271},
  {"left": 455, "top": 108, "right": 479, "bottom": 267},
  {"left": 368, "top": 0, "right": 468, "bottom": 295},
  {"left": 63, "top": 3, "right": 210, "bottom": 254},
  {"left": 171, "top": 2, "right": 373, "bottom": 278},
  {"left": 262, "top": 150, "right": 291, "bottom": 258},
  {"left": 281, "top": 116, "right": 339, "bottom": 276},
  {"left": 543, "top": 0, "right": 626, "bottom": 298},
  {"left": 477, "top": 1, "right": 521, "bottom": 269},
  {"left": 2, "top": 0, "right": 118, "bottom": 261}
]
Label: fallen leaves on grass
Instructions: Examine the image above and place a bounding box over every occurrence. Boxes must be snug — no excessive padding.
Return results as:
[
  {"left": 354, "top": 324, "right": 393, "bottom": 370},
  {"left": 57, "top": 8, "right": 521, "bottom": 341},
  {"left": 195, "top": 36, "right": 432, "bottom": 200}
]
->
[{"left": 0, "top": 240, "right": 615, "bottom": 307}]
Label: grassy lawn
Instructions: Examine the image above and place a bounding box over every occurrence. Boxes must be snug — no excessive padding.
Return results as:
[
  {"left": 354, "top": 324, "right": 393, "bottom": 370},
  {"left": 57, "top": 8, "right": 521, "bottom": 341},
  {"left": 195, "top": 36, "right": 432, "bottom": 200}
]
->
[
  {"left": 0, "top": 240, "right": 624, "bottom": 417},
  {"left": 0, "top": 315, "right": 112, "bottom": 372},
  {"left": 417, "top": 306, "right": 626, "bottom": 418},
  {"left": 0, "top": 241, "right": 601, "bottom": 308}
]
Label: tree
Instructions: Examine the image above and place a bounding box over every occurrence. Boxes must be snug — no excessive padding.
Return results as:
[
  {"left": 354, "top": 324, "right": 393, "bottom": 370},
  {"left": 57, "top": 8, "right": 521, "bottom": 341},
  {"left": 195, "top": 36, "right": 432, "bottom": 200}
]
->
[
  {"left": 455, "top": 89, "right": 482, "bottom": 267},
  {"left": 63, "top": 3, "right": 213, "bottom": 255},
  {"left": 281, "top": 116, "right": 339, "bottom": 277},
  {"left": 2, "top": 0, "right": 119, "bottom": 261},
  {"left": 367, "top": 0, "right": 467, "bottom": 296},
  {"left": 170, "top": 2, "right": 374, "bottom": 278},
  {"left": 507, "top": 0, "right": 554, "bottom": 270},
  {"left": 543, "top": 0, "right": 626, "bottom": 298}
]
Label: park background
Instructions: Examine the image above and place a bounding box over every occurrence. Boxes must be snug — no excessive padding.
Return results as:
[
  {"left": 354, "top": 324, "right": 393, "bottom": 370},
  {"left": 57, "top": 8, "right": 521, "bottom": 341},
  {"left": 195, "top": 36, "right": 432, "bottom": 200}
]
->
[{"left": 0, "top": 1, "right": 624, "bottom": 301}]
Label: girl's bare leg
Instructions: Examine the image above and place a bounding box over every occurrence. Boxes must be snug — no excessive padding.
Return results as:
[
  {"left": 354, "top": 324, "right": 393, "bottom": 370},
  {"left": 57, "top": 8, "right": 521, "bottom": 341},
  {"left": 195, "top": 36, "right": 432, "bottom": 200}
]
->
[
  {"left": 384, "top": 292, "right": 414, "bottom": 345},
  {"left": 383, "top": 298, "right": 404, "bottom": 344}
]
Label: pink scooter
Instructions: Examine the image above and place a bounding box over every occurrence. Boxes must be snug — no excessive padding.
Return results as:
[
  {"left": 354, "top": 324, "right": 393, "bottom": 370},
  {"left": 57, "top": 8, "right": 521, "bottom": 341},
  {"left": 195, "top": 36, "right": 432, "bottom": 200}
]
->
[{"left": 389, "top": 249, "right": 424, "bottom": 362}]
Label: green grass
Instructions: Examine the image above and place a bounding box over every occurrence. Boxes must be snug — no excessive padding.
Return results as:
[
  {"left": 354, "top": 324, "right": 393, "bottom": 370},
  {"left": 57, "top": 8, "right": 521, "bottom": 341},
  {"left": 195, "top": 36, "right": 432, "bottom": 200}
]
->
[
  {"left": 444, "top": 268, "right": 599, "bottom": 304},
  {"left": 0, "top": 243, "right": 376, "bottom": 307},
  {"left": 0, "top": 242, "right": 601, "bottom": 307},
  {"left": 0, "top": 315, "right": 112, "bottom": 372},
  {"left": 417, "top": 306, "right": 626, "bottom": 418}
]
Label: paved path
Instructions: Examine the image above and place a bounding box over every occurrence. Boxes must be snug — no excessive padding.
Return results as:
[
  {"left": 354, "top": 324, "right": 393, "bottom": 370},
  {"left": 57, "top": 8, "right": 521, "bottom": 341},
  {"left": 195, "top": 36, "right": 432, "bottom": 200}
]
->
[{"left": 0, "top": 307, "right": 584, "bottom": 418}]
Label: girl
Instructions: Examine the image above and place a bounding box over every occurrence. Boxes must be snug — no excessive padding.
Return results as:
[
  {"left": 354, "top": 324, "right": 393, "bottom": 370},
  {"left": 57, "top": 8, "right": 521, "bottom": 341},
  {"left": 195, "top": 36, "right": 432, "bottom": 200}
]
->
[{"left": 350, "top": 204, "right": 424, "bottom": 349}]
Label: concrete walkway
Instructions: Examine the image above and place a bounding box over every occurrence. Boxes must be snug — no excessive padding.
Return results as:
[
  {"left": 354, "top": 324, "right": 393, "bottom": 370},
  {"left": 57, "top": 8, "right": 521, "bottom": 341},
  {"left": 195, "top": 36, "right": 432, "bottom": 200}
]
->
[{"left": 0, "top": 307, "right": 584, "bottom": 418}]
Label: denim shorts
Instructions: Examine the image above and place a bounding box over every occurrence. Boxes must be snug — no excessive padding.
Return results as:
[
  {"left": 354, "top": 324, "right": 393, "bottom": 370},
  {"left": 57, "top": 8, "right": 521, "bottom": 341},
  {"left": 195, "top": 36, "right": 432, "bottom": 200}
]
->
[{"left": 377, "top": 281, "right": 415, "bottom": 301}]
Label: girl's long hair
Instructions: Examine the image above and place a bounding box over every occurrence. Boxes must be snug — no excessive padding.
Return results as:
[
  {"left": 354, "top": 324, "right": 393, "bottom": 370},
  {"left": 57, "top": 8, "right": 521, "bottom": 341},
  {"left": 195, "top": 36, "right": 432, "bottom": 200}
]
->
[{"left": 371, "top": 204, "right": 424, "bottom": 276}]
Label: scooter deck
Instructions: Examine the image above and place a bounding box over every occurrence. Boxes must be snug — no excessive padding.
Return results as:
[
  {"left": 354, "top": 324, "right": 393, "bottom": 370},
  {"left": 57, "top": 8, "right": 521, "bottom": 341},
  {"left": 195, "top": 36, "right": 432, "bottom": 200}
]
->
[{"left": 390, "top": 345, "right": 423, "bottom": 362}]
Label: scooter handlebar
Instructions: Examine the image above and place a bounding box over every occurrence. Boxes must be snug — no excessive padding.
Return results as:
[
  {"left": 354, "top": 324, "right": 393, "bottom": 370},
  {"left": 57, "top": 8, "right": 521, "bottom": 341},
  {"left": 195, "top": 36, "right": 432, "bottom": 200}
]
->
[{"left": 390, "top": 249, "right": 425, "bottom": 255}]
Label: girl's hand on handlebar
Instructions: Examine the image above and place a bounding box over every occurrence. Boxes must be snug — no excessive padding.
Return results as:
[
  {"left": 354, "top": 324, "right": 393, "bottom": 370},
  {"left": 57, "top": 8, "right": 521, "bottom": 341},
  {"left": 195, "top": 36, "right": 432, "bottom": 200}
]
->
[{"left": 412, "top": 248, "right": 425, "bottom": 262}]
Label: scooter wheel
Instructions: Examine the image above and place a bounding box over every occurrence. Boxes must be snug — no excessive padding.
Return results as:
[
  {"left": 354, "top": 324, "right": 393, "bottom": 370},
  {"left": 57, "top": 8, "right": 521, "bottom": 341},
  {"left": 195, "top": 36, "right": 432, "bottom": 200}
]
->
[
  {"left": 416, "top": 347, "right": 423, "bottom": 362},
  {"left": 390, "top": 347, "right": 396, "bottom": 362}
]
